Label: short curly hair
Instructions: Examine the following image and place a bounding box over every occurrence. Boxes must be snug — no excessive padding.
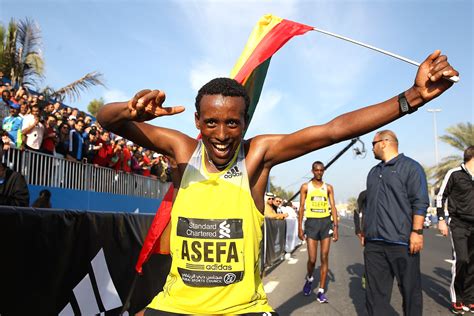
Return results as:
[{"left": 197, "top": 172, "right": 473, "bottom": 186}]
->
[{"left": 195, "top": 78, "right": 250, "bottom": 115}]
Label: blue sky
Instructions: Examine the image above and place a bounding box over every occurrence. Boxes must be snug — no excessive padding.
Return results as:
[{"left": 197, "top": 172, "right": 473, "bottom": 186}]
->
[{"left": 2, "top": 0, "right": 472, "bottom": 203}]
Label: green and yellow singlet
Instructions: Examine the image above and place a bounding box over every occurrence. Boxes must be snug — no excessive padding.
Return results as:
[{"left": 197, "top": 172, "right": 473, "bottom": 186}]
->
[
  {"left": 148, "top": 141, "right": 273, "bottom": 315},
  {"left": 304, "top": 181, "right": 330, "bottom": 219}
]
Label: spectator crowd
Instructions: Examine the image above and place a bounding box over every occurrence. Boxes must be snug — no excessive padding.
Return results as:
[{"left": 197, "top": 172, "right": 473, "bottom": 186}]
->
[{"left": 0, "top": 77, "right": 172, "bottom": 182}]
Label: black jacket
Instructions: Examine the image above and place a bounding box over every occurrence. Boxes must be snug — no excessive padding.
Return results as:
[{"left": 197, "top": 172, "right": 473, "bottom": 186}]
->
[
  {"left": 353, "top": 190, "right": 366, "bottom": 235},
  {"left": 364, "top": 154, "right": 429, "bottom": 244},
  {"left": 436, "top": 164, "right": 474, "bottom": 222},
  {"left": 0, "top": 165, "right": 30, "bottom": 207}
]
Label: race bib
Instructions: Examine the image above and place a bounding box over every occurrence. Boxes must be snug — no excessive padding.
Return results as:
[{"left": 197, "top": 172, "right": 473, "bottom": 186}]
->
[
  {"left": 310, "top": 196, "right": 328, "bottom": 212},
  {"left": 176, "top": 217, "right": 244, "bottom": 287}
]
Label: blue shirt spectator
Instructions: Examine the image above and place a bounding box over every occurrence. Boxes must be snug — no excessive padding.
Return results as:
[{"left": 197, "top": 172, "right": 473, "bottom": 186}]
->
[{"left": 2, "top": 101, "right": 23, "bottom": 147}]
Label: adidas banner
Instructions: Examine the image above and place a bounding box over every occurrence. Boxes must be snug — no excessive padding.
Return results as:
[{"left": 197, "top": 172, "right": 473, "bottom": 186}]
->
[{"left": 0, "top": 206, "right": 171, "bottom": 315}]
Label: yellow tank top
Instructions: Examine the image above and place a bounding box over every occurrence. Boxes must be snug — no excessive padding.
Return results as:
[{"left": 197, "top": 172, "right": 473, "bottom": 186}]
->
[
  {"left": 304, "top": 181, "right": 330, "bottom": 218},
  {"left": 148, "top": 141, "right": 273, "bottom": 315}
]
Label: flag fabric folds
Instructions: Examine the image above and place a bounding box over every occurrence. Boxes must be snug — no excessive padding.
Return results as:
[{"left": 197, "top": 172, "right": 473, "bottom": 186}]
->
[
  {"left": 135, "top": 185, "right": 174, "bottom": 273},
  {"left": 230, "top": 14, "right": 313, "bottom": 120},
  {"left": 135, "top": 14, "right": 313, "bottom": 274}
]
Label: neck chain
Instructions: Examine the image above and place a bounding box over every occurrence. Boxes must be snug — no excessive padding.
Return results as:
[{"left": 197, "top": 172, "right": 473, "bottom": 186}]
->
[{"left": 204, "top": 147, "right": 232, "bottom": 171}]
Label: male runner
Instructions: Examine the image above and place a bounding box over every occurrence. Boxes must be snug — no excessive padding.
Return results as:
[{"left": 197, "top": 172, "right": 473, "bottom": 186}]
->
[
  {"left": 298, "top": 161, "right": 338, "bottom": 302},
  {"left": 97, "top": 50, "right": 457, "bottom": 315}
]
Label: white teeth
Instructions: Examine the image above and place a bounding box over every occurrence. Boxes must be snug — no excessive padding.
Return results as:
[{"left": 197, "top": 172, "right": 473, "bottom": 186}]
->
[{"left": 214, "top": 144, "right": 228, "bottom": 151}]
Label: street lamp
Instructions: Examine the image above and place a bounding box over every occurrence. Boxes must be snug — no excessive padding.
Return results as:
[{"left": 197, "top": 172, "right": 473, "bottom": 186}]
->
[{"left": 427, "top": 108, "right": 442, "bottom": 166}]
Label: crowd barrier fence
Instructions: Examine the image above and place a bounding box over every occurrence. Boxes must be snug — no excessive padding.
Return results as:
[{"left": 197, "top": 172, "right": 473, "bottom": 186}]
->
[{"left": 2, "top": 147, "right": 167, "bottom": 200}]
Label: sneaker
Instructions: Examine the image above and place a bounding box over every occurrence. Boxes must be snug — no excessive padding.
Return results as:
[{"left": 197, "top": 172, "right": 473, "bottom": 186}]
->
[
  {"left": 467, "top": 304, "right": 474, "bottom": 313},
  {"left": 303, "top": 278, "right": 313, "bottom": 296},
  {"left": 451, "top": 303, "right": 465, "bottom": 315},
  {"left": 316, "top": 291, "right": 328, "bottom": 303}
]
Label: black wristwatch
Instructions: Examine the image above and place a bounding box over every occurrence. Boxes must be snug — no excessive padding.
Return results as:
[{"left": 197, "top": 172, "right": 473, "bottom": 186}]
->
[
  {"left": 398, "top": 92, "right": 418, "bottom": 114},
  {"left": 412, "top": 228, "right": 423, "bottom": 235}
]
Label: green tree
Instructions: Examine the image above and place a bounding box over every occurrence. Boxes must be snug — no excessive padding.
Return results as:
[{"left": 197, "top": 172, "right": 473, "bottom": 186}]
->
[
  {"left": 87, "top": 97, "right": 105, "bottom": 117},
  {"left": 347, "top": 196, "right": 357, "bottom": 212},
  {"left": 0, "top": 17, "right": 104, "bottom": 102},
  {"left": 428, "top": 122, "right": 473, "bottom": 191},
  {"left": 269, "top": 177, "right": 294, "bottom": 200},
  {"left": 0, "top": 18, "right": 44, "bottom": 88}
]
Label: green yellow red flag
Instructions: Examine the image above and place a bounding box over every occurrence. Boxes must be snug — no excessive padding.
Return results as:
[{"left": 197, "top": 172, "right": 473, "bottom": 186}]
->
[{"left": 230, "top": 14, "right": 313, "bottom": 123}]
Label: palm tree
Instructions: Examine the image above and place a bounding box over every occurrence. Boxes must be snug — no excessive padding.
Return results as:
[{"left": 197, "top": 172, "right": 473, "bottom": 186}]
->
[
  {"left": 0, "top": 18, "right": 44, "bottom": 88},
  {"left": 428, "top": 122, "right": 473, "bottom": 191},
  {"left": 1, "top": 17, "right": 104, "bottom": 103},
  {"left": 42, "top": 71, "right": 105, "bottom": 103}
]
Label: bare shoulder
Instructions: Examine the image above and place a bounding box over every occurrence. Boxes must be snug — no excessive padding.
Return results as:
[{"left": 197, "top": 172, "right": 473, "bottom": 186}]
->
[{"left": 300, "top": 182, "right": 308, "bottom": 192}]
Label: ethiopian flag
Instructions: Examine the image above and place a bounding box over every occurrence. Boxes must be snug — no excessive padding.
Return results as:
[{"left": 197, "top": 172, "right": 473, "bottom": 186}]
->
[
  {"left": 135, "top": 14, "right": 312, "bottom": 274},
  {"left": 231, "top": 14, "right": 313, "bottom": 123}
]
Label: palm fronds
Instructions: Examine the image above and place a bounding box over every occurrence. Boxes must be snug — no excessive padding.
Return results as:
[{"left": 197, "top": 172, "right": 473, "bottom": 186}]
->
[
  {"left": 438, "top": 122, "right": 474, "bottom": 151},
  {"left": 428, "top": 122, "right": 473, "bottom": 191},
  {"left": 51, "top": 71, "right": 105, "bottom": 102}
]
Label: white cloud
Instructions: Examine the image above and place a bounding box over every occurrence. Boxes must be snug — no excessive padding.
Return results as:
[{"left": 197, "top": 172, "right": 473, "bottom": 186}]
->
[
  {"left": 102, "top": 89, "right": 129, "bottom": 103},
  {"left": 189, "top": 61, "right": 228, "bottom": 91},
  {"left": 246, "top": 89, "right": 283, "bottom": 135}
]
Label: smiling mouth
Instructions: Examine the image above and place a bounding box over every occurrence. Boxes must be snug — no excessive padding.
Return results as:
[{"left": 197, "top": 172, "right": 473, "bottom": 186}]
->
[{"left": 212, "top": 143, "right": 230, "bottom": 152}]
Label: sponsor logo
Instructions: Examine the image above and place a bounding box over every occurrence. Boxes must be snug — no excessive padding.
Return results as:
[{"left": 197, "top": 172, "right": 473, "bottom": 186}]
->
[
  {"left": 59, "top": 248, "right": 122, "bottom": 315},
  {"left": 223, "top": 273, "right": 237, "bottom": 284},
  {"left": 219, "top": 220, "right": 231, "bottom": 238},
  {"left": 177, "top": 217, "right": 243, "bottom": 239},
  {"left": 224, "top": 166, "right": 242, "bottom": 179}
]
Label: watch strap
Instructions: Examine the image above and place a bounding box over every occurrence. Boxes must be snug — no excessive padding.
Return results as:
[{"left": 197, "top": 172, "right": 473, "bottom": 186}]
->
[{"left": 398, "top": 92, "right": 418, "bottom": 114}]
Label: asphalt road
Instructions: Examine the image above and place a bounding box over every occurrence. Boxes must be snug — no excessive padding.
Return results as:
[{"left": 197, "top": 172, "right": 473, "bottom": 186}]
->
[{"left": 263, "top": 217, "right": 454, "bottom": 315}]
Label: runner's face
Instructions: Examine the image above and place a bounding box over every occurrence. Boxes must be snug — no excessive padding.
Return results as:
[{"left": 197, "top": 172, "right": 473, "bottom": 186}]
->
[
  {"left": 195, "top": 95, "right": 246, "bottom": 168},
  {"left": 312, "top": 165, "right": 325, "bottom": 180}
]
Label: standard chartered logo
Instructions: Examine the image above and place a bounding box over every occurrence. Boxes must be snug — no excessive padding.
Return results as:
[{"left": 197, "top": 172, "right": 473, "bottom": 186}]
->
[{"left": 219, "top": 220, "right": 231, "bottom": 238}]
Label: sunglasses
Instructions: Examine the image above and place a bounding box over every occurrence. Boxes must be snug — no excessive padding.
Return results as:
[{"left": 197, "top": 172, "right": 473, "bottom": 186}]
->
[{"left": 372, "top": 139, "right": 388, "bottom": 147}]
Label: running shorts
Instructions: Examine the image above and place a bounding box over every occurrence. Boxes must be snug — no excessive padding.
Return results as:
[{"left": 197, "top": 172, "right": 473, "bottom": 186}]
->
[{"left": 304, "top": 216, "right": 333, "bottom": 240}]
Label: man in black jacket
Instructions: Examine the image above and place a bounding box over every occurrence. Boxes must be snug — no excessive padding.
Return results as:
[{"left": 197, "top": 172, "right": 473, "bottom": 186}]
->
[
  {"left": 354, "top": 190, "right": 366, "bottom": 245},
  {"left": 364, "top": 130, "right": 428, "bottom": 316},
  {"left": 437, "top": 146, "right": 474, "bottom": 314},
  {"left": 0, "top": 137, "right": 29, "bottom": 206}
]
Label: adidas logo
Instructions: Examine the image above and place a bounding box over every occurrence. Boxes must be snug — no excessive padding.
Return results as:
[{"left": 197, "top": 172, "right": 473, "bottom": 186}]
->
[
  {"left": 224, "top": 166, "right": 242, "bottom": 179},
  {"left": 59, "top": 248, "right": 124, "bottom": 315}
]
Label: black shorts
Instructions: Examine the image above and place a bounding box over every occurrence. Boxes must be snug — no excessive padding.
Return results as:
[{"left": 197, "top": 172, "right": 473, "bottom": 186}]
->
[
  {"left": 304, "top": 217, "right": 333, "bottom": 240},
  {"left": 144, "top": 308, "right": 279, "bottom": 316}
]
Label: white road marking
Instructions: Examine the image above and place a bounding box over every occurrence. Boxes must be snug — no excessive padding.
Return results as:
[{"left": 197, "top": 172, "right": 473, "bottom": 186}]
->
[
  {"left": 436, "top": 234, "right": 445, "bottom": 237},
  {"left": 264, "top": 281, "right": 279, "bottom": 293},
  {"left": 300, "top": 248, "right": 307, "bottom": 252},
  {"left": 444, "top": 259, "right": 455, "bottom": 264}
]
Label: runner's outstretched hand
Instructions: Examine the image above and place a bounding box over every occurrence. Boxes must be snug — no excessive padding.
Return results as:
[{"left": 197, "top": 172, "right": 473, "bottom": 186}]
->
[
  {"left": 411, "top": 50, "right": 459, "bottom": 109},
  {"left": 128, "top": 89, "right": 185, "bottom": 122}
]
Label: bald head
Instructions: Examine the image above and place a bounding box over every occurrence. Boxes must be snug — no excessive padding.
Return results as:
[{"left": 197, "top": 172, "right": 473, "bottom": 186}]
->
[
  {"left": 376, "top": 130, "right": 398, "bottom": 144},
  {"left": 372, "top": 130, "right": 399, "bottom": 161}
]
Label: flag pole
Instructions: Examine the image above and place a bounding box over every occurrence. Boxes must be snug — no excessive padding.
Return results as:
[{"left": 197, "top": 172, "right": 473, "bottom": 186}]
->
[{"left": 312, "top": 27, "right": 459, "bottom": 83}]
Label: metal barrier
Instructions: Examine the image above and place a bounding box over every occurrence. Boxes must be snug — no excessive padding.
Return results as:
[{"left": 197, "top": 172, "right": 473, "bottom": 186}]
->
[{"left": 2, "top": 147, "right": 168, "bottom": 200}]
